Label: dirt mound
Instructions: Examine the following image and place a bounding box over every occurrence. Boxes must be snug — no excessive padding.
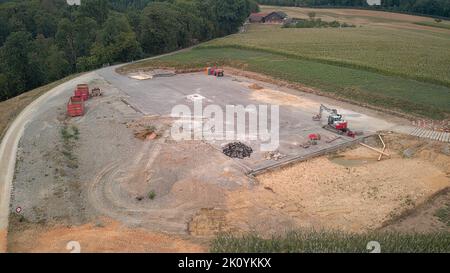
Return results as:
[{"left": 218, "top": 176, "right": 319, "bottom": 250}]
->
[
  {"left": 127, "top": 117, "right": 173, "bottom": 140},
  {"left": 249, "top": 83, "right": 264, "bottom": 90},
  {"left": 134, "top": 126, "right": 159, "bottom": 140}
]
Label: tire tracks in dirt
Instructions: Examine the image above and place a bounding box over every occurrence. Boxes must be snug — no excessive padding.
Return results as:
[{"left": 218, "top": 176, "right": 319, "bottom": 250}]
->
[{"left": 87, "top": 134, "right": 188, "bottom": 234}]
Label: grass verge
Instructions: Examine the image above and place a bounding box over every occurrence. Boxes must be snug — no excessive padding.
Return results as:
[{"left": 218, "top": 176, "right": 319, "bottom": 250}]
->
[
  {"left": 210, "top": 231, "right": 450, "bottom": 253},
  {"left": 60, "top": 125, "right": 79, "bottom": 169},
  {"left": 119, "top": 47, "right": 450, "bottom": 119}
]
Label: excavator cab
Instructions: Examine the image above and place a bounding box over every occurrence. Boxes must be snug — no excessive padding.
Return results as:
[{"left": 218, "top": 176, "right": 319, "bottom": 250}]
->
[
  {"left": 327, "top": 114, "right": 341, "bottom": 125},
  {"left": 328, "top": 114, "right": 348, "bottom": 130}
]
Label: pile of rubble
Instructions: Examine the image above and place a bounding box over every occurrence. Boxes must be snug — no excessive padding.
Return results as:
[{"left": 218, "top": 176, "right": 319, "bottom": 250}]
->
[
  {"left": 222, "top": 142, "right": 253, "bottom": 159},
  {"left": 412, "top": 119, "right": 450, "bottom": 132},
  {"left": 249, "top": 83, "right": 264, "bottom": 90},
  {"left": 264, "top": 151, "right": 285, "bottom": 161},
  {"left": 134, "top": 126, "right": 158, "bottom": 140}
]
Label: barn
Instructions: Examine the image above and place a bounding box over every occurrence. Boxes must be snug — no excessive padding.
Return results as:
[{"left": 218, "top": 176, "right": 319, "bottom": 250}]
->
[
  {"left": 249, "top": 11, "right": 288, "bottom": 24},
  {"left": 249, "top": 12, "right": 269, "bottom": 23}
]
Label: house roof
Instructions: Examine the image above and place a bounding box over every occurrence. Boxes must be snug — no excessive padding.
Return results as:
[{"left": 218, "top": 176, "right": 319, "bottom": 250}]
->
[
  {"left": 249, "top": 11, "right": 288, "bottom": 22},
  {"left": 250, "top": 12, "right": 269, "bottom": 19},
  {"left": 265, "top": 11, "right": 288, "bottom": 19}
]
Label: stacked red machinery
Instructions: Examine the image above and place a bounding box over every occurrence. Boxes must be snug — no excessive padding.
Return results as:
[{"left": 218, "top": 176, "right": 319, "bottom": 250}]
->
[
  {"left": 67, "top": 84, "right": 90, "bottom": 117},
  {"left": 67, "top": 96, "right": 85, "bottom": 117},
  {"left": 74, "top": 84, "right": 90, "bottom": 101},
  {"left": 206, "top": 66, "right": 224, "bottom": 77}
]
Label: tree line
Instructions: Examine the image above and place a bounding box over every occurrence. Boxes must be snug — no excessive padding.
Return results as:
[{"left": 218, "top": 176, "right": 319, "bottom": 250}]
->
[
  {"left": 0, "top": 0, "right": 259, "bottom": 101},
  {"left": 257, "top": 0, "right": 450, "bottom": 18}
]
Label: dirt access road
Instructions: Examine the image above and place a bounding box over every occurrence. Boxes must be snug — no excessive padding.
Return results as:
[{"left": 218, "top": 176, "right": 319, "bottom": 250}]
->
[{"left": 2, "top": 62, "right": 447, "bottom": 252}]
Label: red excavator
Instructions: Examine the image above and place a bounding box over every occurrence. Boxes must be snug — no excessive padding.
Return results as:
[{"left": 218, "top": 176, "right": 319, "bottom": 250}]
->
[{"left": 312, "top": 104, "right": 355, "bottom": 137}]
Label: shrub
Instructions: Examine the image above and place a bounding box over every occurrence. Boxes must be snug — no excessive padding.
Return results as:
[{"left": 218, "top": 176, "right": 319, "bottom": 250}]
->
[{"left": 148, "top": 190, "right": 156, "bottom": 200}]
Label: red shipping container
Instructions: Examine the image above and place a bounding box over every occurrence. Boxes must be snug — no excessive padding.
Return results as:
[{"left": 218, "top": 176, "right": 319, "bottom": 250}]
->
[
  {"left": 75, "top": 84, "right": 90, "bottom": 101},
  {"left": 67, "top": 96, "right": 85, "bottom": 117}
]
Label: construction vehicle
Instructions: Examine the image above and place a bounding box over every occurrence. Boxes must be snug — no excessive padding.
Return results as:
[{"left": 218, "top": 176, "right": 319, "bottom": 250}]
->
[{"left": 312, "top": 104, "right": 355, "bottom": 137}]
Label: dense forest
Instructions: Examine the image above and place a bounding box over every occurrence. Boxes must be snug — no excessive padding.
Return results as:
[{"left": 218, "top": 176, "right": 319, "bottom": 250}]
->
[
  {"left": 257, "top": 0, "right": 450, "bottom": 18},
  {"left": 0, "top": 0, "right": 258, "bottom": 101}
]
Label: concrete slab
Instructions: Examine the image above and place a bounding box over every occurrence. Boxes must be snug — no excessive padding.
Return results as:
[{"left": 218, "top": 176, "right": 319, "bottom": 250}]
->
[{"left": 94, "top": 71, "right": 408, "bottom": 172}]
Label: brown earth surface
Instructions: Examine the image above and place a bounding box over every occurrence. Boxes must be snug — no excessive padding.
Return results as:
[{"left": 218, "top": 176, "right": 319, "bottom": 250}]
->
[
  {"left": 0, "top": 230, "right": 6, "bottom": 252},
  {"left": 223, "top": 133, "right": 450, "bottom": 235},
  {"left": 382, "top": 189, "right": 449, "bottom": 233},
  {"left": 8, "top": 218, "right": 206, "bottom": 253},
  {"left": 4, "top": 70, "right": 448, "bottom": 252}
]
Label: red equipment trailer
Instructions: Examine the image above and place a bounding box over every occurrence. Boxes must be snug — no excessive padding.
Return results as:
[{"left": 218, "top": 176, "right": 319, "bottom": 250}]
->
[
  {"left": 67, "top": 96, "right": 85, "bottom": 117},
  {"left": 75, "top": 84, "right": 90, "bottom": 101},
  {"left": 206, "top": 66, "right": 224, "bottom": 77},
  {"left": 214, "top": 69, "right": 224, "bottom": 77}
]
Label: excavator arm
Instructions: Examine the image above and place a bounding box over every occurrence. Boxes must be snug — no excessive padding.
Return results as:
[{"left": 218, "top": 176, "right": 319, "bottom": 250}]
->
[{"left": 312, "top": 104, "right": 337, "bottom": 121}]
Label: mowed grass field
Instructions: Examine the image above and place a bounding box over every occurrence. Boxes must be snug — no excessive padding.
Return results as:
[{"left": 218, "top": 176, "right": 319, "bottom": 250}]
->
[
  {"left": 207, "top": 25, "right": 450, "bottom": 87},
  {"left": 121, "top": 7, "right": 450, "bottom": 119},
  {"left": 209, "top": 6, "right": 450, "bottom": 87}
]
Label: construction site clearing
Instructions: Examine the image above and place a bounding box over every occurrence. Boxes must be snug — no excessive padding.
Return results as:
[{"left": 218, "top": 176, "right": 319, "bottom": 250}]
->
[{"left": 6, "top": 67, "right": 450, "bottom": 252}]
